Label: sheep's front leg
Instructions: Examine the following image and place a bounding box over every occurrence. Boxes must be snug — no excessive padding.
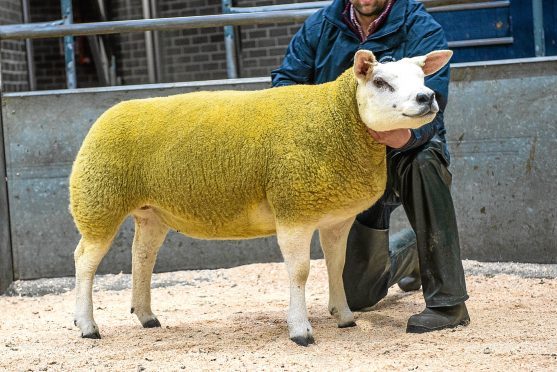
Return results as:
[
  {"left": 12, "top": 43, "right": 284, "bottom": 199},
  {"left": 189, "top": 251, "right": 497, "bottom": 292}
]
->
[
  {"left": 131, "top": 209, "right": 168, "bottom": 328},
  {"left": 319, "top": 218, "right": 356, "bottom": 328},
  {"left": 276, "top": 225, "right": 314, "bottom": 346},
  {"left": 74, "top": 238, "right": 111, "bottom": 339}
]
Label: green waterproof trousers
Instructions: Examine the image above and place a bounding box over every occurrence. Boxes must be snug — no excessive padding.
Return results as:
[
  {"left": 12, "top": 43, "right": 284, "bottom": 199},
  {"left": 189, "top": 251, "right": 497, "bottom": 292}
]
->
[{"left": 343, "top": 136, "right": 469, "bottom": 310}]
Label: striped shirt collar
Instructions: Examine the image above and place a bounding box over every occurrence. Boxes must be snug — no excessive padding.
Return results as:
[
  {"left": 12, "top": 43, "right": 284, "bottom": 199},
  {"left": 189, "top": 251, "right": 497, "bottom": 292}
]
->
[{"left": 342, "top": 0, "right": 396, "bottom": 42}]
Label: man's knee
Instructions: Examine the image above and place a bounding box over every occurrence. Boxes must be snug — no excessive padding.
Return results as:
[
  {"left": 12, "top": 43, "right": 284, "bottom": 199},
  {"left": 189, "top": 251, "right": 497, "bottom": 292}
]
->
[
  {"left": 411, "top": 147, "right": 444, "bottom": 170},
  {"left": 404, "top": 146, "right": 452, "bottom": 187}
]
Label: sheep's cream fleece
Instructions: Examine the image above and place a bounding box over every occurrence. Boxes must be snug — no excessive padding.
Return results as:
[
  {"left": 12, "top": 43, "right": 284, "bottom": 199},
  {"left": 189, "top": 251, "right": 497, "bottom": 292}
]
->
[{"left": 69, "top": 69, "right": 386, "bottom": 241}]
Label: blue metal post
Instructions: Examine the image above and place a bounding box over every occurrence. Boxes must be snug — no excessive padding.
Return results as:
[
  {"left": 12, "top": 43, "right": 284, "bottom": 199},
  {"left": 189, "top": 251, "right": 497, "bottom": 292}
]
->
[
  {"left": 532, "top": 0, "right": 545, "bottom": 57},
  {"left": 222, "top": 0, "right": 239, "bottom": 79},
  {"left": 61, "top": 0, "right": 77, "bottom": 89}
]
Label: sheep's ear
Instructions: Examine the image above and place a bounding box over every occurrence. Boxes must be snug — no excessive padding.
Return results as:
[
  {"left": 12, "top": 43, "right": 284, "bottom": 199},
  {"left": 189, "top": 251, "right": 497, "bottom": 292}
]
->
[
  {"left": 411, "top": 50, "right": 453, "bottom": 76},
  {"left": 354, "top": 50, "right": 377, "bottom": 83}
]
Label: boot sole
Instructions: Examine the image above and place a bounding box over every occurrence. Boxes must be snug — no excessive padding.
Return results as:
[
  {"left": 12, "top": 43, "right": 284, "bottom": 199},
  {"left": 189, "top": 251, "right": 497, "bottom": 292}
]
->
[
  {"left": 398, "top": 282, "right": 421, "bottom": 292},
  {"left": 406, "top": 318, "right": 470, "bottom": 334}
]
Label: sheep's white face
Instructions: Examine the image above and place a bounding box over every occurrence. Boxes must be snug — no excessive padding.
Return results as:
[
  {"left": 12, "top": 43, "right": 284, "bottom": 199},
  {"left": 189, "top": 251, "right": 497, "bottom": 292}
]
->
[{"left": 354, "top": 49, "right": 453, "bottom": 132}]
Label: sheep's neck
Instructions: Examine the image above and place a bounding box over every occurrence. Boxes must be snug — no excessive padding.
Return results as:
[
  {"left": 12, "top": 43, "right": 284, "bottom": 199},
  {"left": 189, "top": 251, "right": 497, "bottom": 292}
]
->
[
  {"left": 310, "top": 68, "right": 386, "bottom": 176},
  {"left": 326, "top": 69, "right": 365, "bottom": 129},
  {"left": 320, "top": 69, "right": 384, "bottom": 156}
]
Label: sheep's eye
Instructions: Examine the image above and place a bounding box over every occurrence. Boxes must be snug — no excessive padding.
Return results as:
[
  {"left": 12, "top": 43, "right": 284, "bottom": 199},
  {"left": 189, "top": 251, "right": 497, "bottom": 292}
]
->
[{"left": 373, "top": 77, "right": 394, "bottom": 92}]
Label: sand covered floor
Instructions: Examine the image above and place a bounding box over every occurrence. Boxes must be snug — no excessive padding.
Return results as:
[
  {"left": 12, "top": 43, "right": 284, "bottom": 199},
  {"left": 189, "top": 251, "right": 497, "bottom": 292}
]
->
[{"left": 1, "top": 259, "right": 556, "bottom": 371}]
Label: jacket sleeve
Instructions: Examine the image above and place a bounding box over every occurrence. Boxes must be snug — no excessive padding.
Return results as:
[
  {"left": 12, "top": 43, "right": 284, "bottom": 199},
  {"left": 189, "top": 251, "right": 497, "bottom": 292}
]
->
[
  {"left": 398, "top": 11, "right": 450, "bottom": 152},
  {"left": 271, "top": 12, "right": 321, "bottom": 87}
]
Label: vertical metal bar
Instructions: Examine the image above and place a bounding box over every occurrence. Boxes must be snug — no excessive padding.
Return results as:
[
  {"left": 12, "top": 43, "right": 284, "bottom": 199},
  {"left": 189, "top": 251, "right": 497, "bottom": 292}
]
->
[
  {"left": 96, "top": 0, "right": 108, "bottom": 20},
  {"left": 94, "top": 0, "right": 116, "bottom": 86},
  {"left": 21, "top": 0, "right": 36, "bottom": 91},
  {"left": 61, "top": 0, "right": 76, "bottom": 89},
  {"left": 0, "top": 53, "right": 15, "bottom": 293},
  {"left": 142, "top": 0, "right": 156, "bottom": 83},
  {"left": 110, "top": 55, "right": 117, "bottom": 85},
  {"left": 86, "top": 35, "right": 109, "bottom": 85},
  {"left": 222, "top": 0, "right": 239, "bottom": 79},
  {"left": 150, "top": 0, "right": 162, "bottom": 83},
  {"left": 532, "top": 0, "right": 545, "bottom": 57}
]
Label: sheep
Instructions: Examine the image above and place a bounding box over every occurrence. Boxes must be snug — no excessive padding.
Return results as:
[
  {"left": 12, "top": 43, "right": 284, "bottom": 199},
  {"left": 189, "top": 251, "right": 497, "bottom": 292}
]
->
[{"left": 70, "top": 49, "right": 452, "bottom": 346}]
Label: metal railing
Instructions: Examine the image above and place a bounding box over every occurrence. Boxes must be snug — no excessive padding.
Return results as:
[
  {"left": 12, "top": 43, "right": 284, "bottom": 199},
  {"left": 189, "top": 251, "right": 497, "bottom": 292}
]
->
[
  {"left": 224, "top": 0, "right": 510, "bottom": 13},
  {"left": 221, "top": 0, "right": 513, "bottom": 78},
  {"left": 0, "top": 10, "right": 317, "bottom": 39},
  {"left": 0, "top": 0, "right": 521, "bottom": 88}
]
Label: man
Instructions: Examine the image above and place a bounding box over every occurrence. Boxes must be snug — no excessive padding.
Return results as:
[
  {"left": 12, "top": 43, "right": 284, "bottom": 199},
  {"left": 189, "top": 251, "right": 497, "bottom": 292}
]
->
[{"left": 271, "top": 0, "right": 470, "bottom": 333}]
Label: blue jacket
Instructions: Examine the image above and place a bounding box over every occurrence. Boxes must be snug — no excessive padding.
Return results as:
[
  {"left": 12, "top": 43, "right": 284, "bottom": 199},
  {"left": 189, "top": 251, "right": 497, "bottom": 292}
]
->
[{"left": 271, "top": 0, "right": 450, "bottom": 153}]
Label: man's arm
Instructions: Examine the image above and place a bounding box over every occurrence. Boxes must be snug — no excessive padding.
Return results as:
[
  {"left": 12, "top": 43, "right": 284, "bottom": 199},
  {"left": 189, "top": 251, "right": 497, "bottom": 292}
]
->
[
  {"left": 398, "top": 13, "right": 450, "bottom": 151},
  {"left": 271, "top": 12, "right": 321, "bottom": 87}
]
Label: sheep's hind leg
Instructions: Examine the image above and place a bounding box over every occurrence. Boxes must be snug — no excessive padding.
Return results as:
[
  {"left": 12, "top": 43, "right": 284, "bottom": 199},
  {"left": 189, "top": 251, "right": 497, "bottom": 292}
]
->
[
  {"left": 319, "top": 218, "right": 356, "bottom": 328},
  {"left": 276, "top": 225, "right": 315, "bottom": 346},
  {"left": 130, "top": 208, "right": 168, "bottom": 328},
  {"left": 74, "top": 238, "right": 111, "bottom": 339}
]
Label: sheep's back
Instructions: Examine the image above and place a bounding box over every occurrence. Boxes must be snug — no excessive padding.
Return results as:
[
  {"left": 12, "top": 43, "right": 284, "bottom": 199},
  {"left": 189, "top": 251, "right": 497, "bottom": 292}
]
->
[{"left": 69, "top": 85, "right": 332, "bottom": 239}]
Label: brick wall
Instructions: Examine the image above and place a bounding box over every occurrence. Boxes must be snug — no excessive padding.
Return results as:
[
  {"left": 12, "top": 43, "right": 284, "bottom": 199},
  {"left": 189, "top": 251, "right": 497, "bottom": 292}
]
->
[
  {"left": 110, "top": 0, "right": 150, "bottom": 85},
  {"left": 30, "top": 0, "right": 100, "bottom": 90},
  {"left": 156, "top": 0, "right": 227, "bottom": 83},
  {"left": 235, "top": 0, "right": 307, "bottom": 78},
  {"left": 153, "top": 0, "right": 306, "bottom": 82},
  {"left": 110, "top": 0, "right": 306, "bottom": 85},
  {"left": 1, "top": 0, "right": 312, "bottom": 91},
  {"left": 0, "top": 0, "right": 28, "bottom": 92},
  {"left": 29, "top": 0, "right": 65, "bottom": 90}
]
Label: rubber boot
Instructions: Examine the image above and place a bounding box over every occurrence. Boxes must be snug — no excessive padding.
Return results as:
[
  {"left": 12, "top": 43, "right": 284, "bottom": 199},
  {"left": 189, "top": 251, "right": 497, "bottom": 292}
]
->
[
  {"left": 343, "top": 225, "right": 424, "bottom": 311},
  {"left": 386, "top": 228, "right": 421, "bottom": 292},
  {"left": 398, "top": 269, "right": 421, "bottom": 292},
  {"left": 342, "top": 221, "right": 390, "bottom": 311},
  {"left": 406, "top": 303, "right": 470, "bottom": 333}
]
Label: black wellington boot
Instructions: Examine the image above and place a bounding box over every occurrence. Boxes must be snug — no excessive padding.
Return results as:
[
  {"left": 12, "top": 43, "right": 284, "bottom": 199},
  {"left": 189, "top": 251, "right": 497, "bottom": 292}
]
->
[
  {"left": 398, "top": 273, "right": 421, "bottom": 292},
  {"left": 343, "top": 221, "right": 391, "bottom": 311},
  {"left": 406, "top": 303, "right": 470, "bottom": 333},
  {"left": 386, "top": 228, "right": 421, "bottom": 292},
  {"left": 343, "top": 225, "right": 425, "bottom": 311}
]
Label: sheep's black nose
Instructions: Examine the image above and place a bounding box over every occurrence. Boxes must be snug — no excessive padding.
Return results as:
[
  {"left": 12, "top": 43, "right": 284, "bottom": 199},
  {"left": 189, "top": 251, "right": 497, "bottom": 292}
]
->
[{"left": 416, "top": 92, "right": 434, "bottom": 105}]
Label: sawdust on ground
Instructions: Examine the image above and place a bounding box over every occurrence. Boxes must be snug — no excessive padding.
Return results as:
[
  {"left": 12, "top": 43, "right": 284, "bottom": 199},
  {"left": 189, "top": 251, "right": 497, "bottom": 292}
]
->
[{"left": 1, "top": 259, "right": 556, "bottom": 371}]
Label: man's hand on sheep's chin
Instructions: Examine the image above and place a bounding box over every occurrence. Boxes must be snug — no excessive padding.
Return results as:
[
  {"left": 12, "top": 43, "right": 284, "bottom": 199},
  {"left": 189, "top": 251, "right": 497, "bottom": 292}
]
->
[{"left": 367, "top": 128, "right": 411, "bottom": 149}]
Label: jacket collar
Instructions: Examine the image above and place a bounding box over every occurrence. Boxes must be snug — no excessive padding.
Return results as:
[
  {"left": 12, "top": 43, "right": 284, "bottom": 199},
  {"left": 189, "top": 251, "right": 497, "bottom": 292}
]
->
[{"left": 324, "top": 0, "right": 408, "bottom": 41}]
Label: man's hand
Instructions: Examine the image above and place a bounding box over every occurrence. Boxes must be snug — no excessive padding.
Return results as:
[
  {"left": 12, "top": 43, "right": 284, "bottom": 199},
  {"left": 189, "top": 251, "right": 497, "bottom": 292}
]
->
[{"left": 368, "top": 128, "right": 412, "bottom": 149}]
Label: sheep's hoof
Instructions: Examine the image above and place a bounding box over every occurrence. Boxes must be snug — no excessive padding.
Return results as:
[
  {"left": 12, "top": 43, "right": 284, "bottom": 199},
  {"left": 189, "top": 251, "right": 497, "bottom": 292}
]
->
[
  {"left": 81, "top": 331, "right": 101, "bottom": 339},
  {"left": 338, "top": 320, "right": 357, "bottom": 328},
  {"left": 142, "top": 318, "right": 161, "bottom": 328},
  {"left": 290, "top": 334, "right": 315, "bottom": 347}
]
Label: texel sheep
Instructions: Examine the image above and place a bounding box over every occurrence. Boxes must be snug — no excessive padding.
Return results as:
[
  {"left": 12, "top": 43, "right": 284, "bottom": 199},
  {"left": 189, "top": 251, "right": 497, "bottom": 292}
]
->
[{"left": 70, "top": 49, "right": 452, "bottom": 346}]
